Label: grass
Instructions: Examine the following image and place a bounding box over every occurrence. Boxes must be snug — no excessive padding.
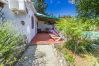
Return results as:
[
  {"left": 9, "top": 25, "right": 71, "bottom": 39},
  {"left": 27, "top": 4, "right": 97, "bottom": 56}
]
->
[
  {"left": 92, "top": 48, "right": 99, "bottom": 62},
  {"left": 55, "top": 44, "right": 99, "bottom": 66}
]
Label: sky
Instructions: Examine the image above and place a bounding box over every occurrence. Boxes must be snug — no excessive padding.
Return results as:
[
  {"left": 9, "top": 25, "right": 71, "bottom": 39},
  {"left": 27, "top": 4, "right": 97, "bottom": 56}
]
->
[{"left": 45, "top": 0, "right": 77, "bottom": 17}]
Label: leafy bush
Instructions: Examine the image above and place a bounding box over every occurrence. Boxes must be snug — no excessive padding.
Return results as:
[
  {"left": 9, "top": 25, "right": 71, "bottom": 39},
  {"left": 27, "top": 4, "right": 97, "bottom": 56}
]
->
[
  {"left": 64, "top": 52, "right": 75, "bottom": 63},
  {"left": 0, "top": 22, "right": 26, "bottom": 65},
  {"left": 55, "top": 18, "right": 96, "bottom": 54},
  {"left": 55, "top": 44, "right": 75, "bottom": 64}
]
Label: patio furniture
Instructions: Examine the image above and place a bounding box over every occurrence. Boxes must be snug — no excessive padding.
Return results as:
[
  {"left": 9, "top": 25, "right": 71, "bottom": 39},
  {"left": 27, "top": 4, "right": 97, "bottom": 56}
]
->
[
  {"left": 49, "top": 28, "right": 64, "bottom": 41},
  {"left": 49, "top": 33, "right": 62, "bottom": 41},
  {"left": 37, "top": 28, "right": 42, "bottom": 33}
]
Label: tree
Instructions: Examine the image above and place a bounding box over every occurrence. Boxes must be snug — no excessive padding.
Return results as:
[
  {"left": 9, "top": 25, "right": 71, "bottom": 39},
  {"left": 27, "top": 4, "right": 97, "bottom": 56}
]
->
[
  {"left": 33, "top": 0, "right": 48, "bottom": 14},
  {"left": 75, "top": 0, "right": 99, "bottom": 18}
]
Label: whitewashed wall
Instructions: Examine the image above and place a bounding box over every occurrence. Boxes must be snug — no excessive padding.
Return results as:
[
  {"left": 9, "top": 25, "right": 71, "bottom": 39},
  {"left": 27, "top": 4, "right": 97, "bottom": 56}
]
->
[
  {"left": 2, "top": 4, "right": 37, "bottom": 42},
  {"left": 38, "top": 21, "right": 53, "bottom": 31},
  {"left": 27, "top": 8, "right": 37, "bottom": 42}
]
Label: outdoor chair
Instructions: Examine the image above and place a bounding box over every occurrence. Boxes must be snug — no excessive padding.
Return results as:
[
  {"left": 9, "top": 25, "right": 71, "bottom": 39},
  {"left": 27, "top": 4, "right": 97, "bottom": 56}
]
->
[
  {"left": 49, "top": 29, "right": 64, "bottom": 41},
  {"left": 49, "top": 33, "right": 62, "bottom": 41}
]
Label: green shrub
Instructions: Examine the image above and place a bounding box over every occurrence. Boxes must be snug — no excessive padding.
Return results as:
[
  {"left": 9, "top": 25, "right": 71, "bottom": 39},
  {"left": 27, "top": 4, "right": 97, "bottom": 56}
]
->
[
  {"left": 0, "top": 22, "right": 26, "bottom": 65},
  {"left": 64, "top": 52, "right": 75, "bottom": 63},
  {"left": 55, "top": 18, "right": 96, "bottom": 54},
  {"left": 93, "top": 38, "right": 99, "bottom": 45},
  {"left": 65, "top": 39, "right": 95, "bottom": 54}
]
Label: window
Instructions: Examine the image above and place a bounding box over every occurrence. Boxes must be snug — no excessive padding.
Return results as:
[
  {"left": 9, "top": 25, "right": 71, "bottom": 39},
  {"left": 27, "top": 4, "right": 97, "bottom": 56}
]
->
[
  {"left": 26, "top": 7, "right": 28, "bottom": 14},
  {"left": 31, "top": 16, "right": 34, "bottom": 29},
  {"left": 21, "top": 21, "right": 25, "bottom": 26}
]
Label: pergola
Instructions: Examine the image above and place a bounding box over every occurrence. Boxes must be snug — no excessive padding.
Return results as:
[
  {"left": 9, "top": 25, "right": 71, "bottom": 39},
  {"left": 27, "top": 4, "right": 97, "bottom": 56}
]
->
[{"left": 35, "top": 13, "right": 59, "bottom": 23}]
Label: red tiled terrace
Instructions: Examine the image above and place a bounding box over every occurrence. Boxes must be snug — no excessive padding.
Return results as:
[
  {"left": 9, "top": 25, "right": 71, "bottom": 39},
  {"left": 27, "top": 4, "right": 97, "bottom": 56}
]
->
[{"left": 32, "top": 33, "right": 64, "bottom": 44}]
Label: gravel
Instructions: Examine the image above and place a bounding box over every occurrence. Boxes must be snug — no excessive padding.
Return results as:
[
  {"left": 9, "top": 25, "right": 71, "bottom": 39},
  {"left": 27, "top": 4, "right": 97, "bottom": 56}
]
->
[{"left": 15, "top": 45, "right": 60, "bottom": 66}]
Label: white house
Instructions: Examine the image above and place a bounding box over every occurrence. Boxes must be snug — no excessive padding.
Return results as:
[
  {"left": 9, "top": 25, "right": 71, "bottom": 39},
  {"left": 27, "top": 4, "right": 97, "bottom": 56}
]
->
[
  {"left": 0, "top": 0, "right": 58, "bottom": 43},
  {"left": 0, "top": 0, "right": 38, "bottom": 42}
]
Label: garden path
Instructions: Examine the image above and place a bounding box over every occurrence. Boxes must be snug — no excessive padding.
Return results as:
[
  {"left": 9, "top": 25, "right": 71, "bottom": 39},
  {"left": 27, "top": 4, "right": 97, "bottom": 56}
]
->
[{"left": 15, "top": 45, "right": 60, "bottom": 66}]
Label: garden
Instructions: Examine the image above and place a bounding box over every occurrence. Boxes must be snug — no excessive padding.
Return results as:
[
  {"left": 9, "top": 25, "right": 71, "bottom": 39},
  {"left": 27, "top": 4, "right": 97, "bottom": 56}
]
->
[
  {"left": 54, "top": 0, "right": 99, "bottom": 65},
  {"left": 55, "top": 17, "right": 99, "bottom": 66}
]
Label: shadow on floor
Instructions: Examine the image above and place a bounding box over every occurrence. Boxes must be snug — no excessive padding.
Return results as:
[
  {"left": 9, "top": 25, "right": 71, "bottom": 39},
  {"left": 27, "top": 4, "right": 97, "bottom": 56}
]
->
[{"left": 15, "top": 44, "right": 38, "bottom": 66}]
